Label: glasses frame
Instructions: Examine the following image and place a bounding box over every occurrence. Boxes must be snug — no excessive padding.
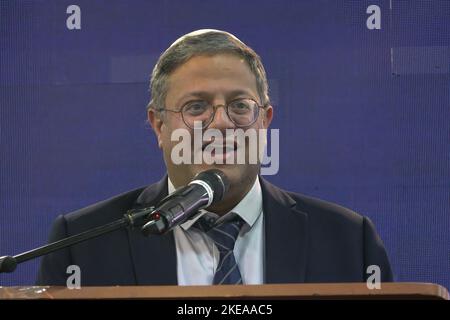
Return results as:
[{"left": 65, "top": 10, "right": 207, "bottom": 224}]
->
[{"left": 156, "top": 98, "right": 267, "bottom": 129}]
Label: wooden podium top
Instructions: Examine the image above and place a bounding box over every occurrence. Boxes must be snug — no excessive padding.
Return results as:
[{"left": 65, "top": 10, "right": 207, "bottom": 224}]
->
[{"left": 0, "top": 282, "right": 448, "bottom": 300}]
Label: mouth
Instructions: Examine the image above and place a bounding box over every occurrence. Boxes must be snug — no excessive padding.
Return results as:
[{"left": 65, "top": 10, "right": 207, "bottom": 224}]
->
[{"left": 201, "top": 139, "right": 239, "bottom": 161}]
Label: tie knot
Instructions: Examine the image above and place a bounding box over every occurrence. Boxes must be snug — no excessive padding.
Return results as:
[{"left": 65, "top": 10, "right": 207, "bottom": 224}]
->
[{"left": 201, "top": 216, "right": 244, "bottom": 252}]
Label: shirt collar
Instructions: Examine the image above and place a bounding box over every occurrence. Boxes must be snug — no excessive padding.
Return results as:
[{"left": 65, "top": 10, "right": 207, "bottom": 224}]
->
[{"left": 167, "top": 175, "right": 263, "bottom": 231}]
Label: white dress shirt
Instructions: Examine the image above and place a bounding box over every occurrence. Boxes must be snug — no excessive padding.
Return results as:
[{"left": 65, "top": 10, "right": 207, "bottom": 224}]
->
[{"left": 170, "top": 176, "right": 265, "bottom": 285}]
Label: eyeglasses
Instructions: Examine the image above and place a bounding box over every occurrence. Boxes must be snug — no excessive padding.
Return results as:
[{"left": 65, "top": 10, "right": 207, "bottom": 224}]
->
[{"left": 157, "top": 98, "right": 266, "bottom": 129}]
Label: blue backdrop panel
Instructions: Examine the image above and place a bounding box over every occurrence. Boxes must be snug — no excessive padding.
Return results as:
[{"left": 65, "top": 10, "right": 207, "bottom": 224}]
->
[{"left": 0, "top": 0, "right": 449, "bottom": 288}]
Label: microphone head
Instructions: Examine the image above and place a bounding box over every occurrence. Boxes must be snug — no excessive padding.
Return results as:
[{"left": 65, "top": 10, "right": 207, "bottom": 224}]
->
[{"left": 193, "top": 169, "right": 229, "bottom": 204}]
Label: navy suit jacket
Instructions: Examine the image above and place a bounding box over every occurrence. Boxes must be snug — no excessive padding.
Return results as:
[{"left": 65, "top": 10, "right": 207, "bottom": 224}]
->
[{"left": 36, "top": 176, "right": 393, "bottom": 285}]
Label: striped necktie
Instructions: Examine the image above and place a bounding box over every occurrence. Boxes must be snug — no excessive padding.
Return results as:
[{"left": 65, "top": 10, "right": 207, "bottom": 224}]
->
[{"left": 198, "top": 216, "right": 245, "bottom": 285}]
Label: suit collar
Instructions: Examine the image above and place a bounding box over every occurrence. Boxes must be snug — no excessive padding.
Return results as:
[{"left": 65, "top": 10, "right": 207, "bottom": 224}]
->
[
  {"left": 134, "top": 175, "right": 168, "bottom": 207},
  {"left": 126, "top": 175, "right": 178, "bottom": 285},
  {"left": 260, "top": 177, "right": 308, "bottom": 284}
]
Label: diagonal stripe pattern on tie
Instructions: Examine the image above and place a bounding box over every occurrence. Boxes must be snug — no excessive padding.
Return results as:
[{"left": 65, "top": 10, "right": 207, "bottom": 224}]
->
[{"left": 198, "top": 216, "right": 245, "bottom": 285}]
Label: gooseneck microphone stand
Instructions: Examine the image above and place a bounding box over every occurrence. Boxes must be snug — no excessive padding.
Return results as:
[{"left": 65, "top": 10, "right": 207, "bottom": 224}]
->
[{"left": 0, "top": 206, "right": 157, "bottom": 273}]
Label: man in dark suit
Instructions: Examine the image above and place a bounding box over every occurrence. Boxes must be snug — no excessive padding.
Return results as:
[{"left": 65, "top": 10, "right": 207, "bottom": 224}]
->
[{"left": 37, "top": 30, "right": 393, "bottom": 286}]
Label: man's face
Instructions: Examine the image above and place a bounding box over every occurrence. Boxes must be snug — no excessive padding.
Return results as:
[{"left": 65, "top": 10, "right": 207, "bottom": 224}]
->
[{"left": 149, "top": 53, "right": 273, "bottom": 206}]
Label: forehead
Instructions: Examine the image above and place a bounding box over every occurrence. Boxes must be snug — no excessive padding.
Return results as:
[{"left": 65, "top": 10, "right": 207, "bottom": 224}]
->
[{"left": 165, "top": 54, "right": 258, "bottom": 104}]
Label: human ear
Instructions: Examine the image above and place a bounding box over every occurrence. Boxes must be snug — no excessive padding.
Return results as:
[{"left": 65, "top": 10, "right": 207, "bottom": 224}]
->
[{"left": 147, "top": 104, "right": 164, "bottom": 148}]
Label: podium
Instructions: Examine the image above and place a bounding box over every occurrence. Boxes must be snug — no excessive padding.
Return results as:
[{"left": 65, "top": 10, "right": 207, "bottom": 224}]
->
[{"left": 0, "top": 283, "right": 448, "bottom": 299}]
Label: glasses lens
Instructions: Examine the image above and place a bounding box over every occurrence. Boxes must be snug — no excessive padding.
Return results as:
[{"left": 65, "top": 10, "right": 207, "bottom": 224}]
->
[
  {"left": 182, "top": 101, "right": 214, "bottom": 128},
  {"left": 227, "top": 99, "right": 258, "bottom": 127}
]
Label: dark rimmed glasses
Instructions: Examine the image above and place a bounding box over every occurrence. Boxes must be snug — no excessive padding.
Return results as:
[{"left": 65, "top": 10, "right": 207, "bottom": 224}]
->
[{"left": 156, "top": 98, "right": 266, "bottom": 129}]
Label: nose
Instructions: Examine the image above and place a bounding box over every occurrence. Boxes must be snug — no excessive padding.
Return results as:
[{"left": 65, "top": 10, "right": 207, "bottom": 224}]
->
[{"left": 208, "top": 104, "right": 235, "bottom": 130}]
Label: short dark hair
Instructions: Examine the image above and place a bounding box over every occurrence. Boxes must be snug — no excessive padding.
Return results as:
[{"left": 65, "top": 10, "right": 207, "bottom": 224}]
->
[{"left": 148, "top": 30, "right": 270, "bottom": 111}]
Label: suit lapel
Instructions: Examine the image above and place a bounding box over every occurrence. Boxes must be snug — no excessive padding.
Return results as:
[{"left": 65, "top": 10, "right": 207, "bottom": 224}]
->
[
  {"left": 260, "top": 177, "right": 309, "bottom": 284},
  {"left": 126, "top": 176, "right": 178, "bottom": 285},
  {"left": 125, "top": 175, "right": 309, "bottom": 285}
]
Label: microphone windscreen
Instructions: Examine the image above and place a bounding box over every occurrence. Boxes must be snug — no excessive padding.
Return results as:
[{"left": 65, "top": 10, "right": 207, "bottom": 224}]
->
[{"left": 193, "top": 169, "right": 229, "bottom": 204}]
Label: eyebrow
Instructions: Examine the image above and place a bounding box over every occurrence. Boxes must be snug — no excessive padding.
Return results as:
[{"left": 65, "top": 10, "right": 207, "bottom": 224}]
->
[{"left": 175, "top": 89, "right": 257, "bottom": 106}]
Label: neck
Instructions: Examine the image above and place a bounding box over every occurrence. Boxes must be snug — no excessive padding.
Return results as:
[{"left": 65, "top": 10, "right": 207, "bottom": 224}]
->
[{"left": 206, "top": 176, "right": 256, "bottom": 216}]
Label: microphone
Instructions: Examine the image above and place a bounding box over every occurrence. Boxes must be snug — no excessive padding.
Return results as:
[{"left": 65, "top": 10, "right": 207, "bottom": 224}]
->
[
  {"left": 140, "top": 169, "right": 229, "bottom": 236},
  {"left": 141, "top": 169, "right": 229, "bottom": 236},
  {"left": 0, "top": 169, "right": 229, "bottom": 273}
]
